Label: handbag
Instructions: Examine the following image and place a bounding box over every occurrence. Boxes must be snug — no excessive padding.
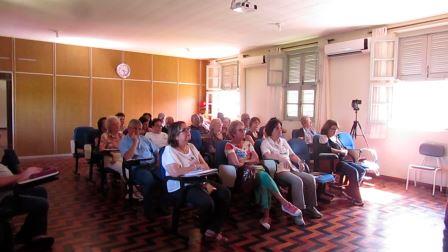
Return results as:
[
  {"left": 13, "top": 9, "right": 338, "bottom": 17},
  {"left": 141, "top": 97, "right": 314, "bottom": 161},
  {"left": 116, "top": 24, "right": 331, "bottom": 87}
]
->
[{"left": 237, "top": 165, "right": 262, "bottom": 194}]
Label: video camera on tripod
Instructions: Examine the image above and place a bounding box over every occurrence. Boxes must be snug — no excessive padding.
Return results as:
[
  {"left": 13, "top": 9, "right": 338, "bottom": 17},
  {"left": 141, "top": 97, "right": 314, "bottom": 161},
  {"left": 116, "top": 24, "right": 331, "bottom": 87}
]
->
[
  {"left": 351, "top": 99, "right": 361, "bottom": 111},
  {"left": 350, "top": 99, "right": 368, "bottom": 147}
]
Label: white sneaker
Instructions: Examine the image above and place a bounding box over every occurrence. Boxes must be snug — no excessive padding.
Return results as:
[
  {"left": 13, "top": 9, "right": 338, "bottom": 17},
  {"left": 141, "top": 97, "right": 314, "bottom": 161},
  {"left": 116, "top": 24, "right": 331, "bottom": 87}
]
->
[{"left": 281, "top": 202, "right": 301, "bottom": 217}]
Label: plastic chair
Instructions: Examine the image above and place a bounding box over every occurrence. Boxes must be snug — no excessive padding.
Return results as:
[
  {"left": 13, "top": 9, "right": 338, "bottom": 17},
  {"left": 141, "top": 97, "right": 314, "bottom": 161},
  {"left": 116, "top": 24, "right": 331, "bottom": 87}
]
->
[
  {"left": 215, "top": 140, "right": 238, "bottom": 188},
  {"left": 71, "top": 127, "right": 97, "bottom": 176},
  {"left": 337, "top": 132, "right": 380, "bottom": 176},
  {"left": 254, "top": 139, "right": 277, "bottom": 177},
  {"left": 292, "top": 129, "right": 301, "bottom": 139},
  {"left": 189, "top": 129, "right": 202, "bottom": 152},
  {"left": 406, "top": 143, "right": 445, "bottom": 196}
]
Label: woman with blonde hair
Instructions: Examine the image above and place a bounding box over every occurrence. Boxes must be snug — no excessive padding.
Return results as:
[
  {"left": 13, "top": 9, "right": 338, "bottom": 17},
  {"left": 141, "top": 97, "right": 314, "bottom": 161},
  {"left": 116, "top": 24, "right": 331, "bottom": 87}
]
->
[{"left": 225, "top": 120, "right": 301, "bottom": 230}]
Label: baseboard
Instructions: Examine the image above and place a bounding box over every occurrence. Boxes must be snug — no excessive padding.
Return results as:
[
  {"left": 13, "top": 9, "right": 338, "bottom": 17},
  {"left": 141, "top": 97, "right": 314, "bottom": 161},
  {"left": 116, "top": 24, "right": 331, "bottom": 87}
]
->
[{"left": 377, "top": 174, "right": 447, "bottom": 191}]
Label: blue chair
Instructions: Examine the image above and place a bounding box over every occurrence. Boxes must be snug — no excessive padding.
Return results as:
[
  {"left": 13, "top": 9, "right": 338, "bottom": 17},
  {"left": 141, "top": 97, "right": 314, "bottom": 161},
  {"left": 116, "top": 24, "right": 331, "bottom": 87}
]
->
[
  {"left": 291, "top": 129, "right": 301, "bottom": 139},
  {"left": 72, "top": 126, "right": 98, "bottom": 177},
  {"left": 288, "top": 138, "right": 335, "bottom": 196},
  {"left": 189, "top": 129, "right": 202, "bottom": 151},
  {"left": 215, "top": 140, "right": 239, "bottom": 188},
  {"left": 337, "top": 132, "right": 380, "bottom": 176},
  {"left": 406, "top": 143, "right": 445, "bottom": 196}
]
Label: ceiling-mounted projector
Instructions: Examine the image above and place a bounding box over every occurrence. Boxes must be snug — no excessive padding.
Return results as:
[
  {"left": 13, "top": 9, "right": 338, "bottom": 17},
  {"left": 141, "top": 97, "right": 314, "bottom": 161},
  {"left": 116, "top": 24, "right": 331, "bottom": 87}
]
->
[{"left": 230, "top": 0, "right": 257, "bottom": 13}]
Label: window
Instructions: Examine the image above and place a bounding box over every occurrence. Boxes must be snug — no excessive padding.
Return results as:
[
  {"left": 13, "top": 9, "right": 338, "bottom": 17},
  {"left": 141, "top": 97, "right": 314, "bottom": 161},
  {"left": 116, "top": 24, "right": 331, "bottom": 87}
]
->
[
  {"left": 285, "top": 50, "right": 318, "bottom": 120},
  {"left": 398, "top": 31, "right": 448, "bottom": 80},
  {"left": 206, "top": 90, "right": 240, "bottom": 120},
  {"left": 221, "top": 63, "right": 239, "bottom": 89}
]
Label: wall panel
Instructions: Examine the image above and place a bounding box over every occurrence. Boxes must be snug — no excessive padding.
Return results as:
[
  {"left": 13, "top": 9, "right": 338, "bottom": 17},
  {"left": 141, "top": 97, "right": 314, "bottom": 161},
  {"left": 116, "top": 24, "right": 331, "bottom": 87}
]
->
[
  {"left": 153, "top": 82, "right": 177, "bottom": 119},
  {"left": 55, "top": 76, "right": 90, "bottom": 154},
  {"left": 92, "top": 79, "right": 122, "bottom": 123},
  {"left": 124, "top": 81, "right": 152, "bottom": 123},
  {"left": 15, "top": 39, "right": 53, "bottom": 74},
  {"left": 153, "top": 55, "right": 178, "bottom": 82},
  {"left": 178, "top": 85, "right": 199, "bottom": 122},
  {"left": 15, "top": 74, "right": 53, "bottom": 155},
  {"left": 124, "top": 52, "right": 151, "bottom": 80},
  {"left": 0, "top": 36, "right": 12, "bottom": 71},
  {"left": 179, "top": 58, "right": 199, "bottom": 83},
  {"left": 56, "top": 44, "right": 90, "bottom": 76},
  {"left": 92, "top": 48, "right": 122, "bottom": 78}
]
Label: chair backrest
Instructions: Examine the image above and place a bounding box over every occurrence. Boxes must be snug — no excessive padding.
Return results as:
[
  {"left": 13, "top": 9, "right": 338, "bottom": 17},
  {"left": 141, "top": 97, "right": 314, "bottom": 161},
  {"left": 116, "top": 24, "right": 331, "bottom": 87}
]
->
[
  {"left": 189, "top": 129, "right": 202, "bottom": 151},
  {"left": 154, "top": 146, "right": 167, "bottom": 181},
  {"left": 73, "top": 127, "right": 97, "bottom": 149},
  {"left": 419, "top": 143, "right": 445, "bottom": 157},
  {"left": 287, "top": 138, "right": 310, "bottom": 163},
  {"left": 214, "top": 140, "right": 229, "bottom": 167},
  {"left": 337, "top": 132, "right": 355, "bottom": 150},
  {"left": 291, "top": 129, "right": 301, "bottom": 139},
  {"left": 254, "top": 139, "right": 263, "bottom": 158},
  {"left": 258, "top": 126, "right": 265, "bottom": 139}
]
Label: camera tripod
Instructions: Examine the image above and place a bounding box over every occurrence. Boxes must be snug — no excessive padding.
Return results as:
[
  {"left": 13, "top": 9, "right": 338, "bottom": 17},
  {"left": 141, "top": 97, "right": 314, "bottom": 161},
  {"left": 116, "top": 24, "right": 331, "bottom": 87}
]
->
[{"left": 350, "top": 110, "right": 369, "bottom": 147}]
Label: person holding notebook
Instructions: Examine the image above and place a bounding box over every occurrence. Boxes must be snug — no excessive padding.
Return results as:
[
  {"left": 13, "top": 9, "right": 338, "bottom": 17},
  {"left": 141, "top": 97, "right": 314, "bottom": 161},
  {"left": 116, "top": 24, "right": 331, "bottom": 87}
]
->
[{"left": 0, "top": 164, "right": 54, "bottom": 249}]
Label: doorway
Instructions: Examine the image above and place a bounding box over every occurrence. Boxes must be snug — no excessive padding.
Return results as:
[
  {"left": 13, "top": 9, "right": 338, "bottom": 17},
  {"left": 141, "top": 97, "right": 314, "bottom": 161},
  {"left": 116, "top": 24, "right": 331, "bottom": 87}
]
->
[{"left": 0, "top": 73, "right": 13, "bottom": 159}]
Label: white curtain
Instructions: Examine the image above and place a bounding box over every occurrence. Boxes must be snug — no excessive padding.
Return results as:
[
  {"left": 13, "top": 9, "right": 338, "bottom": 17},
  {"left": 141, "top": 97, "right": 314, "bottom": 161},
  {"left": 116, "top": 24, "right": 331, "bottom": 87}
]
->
[{"left": 316, "top": 39, "right": 331, "bottom": 130}]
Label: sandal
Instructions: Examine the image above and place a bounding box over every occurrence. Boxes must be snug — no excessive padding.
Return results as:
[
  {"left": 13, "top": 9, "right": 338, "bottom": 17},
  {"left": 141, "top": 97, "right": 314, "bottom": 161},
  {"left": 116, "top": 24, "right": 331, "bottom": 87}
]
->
[{"left": 204, "top": 230, "right": 229, "bottom": 243}]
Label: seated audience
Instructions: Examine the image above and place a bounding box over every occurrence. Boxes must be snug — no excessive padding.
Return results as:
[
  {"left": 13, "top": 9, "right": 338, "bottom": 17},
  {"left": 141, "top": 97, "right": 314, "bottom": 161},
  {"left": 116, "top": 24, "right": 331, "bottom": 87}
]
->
[
  {"left": 319, "top": 119, "right": 366, "bottom": 206},
  {"left": 139, "top": 116, "right": 150, "bottom": 135},
  {"left": 99, "top": 116, "right": 124, "bottom": 173},
  {"left": 245, "top": 117, "right": 262, "bottom": 144},
  {"left": 225, "top": 120, "right": 301, "bottom": 230},
  {"left": 217, "top": 112, "right": 224, "bottom": 121},
  {"left": 205, "top": 118, "right": 224, "bottom": 155},
  {"left": 142, "top": 112, "right": 152, "bottom": 122},
  {"left": 162, "top": 121, "right": 231, "bottom": 241},
  {"left": 240, "top": 113, "right": 250, "bottom": 132},
  {"left": 0, "top": 164, "right": 54, "bottom": 248},
  {"left": 157, "top": 113, "right": 165, "bottom": 123},
  {"left": 119, "top": 119, "right": 159, "bottom": 216},
  {"left": 221, "top": 117, "right": 231, "bottom": 140},
  {"left": 115, "top": 112, "right": 126, "bottom": 132},
  {"left": 297, "top": 116, "right": 317, "bottom": 145},
  {"left": 145, "top": 118, "right": 168, "bottom": 148},
  {"left": 190, "top": 114, "right": 209, "bottom": 135},
  {"left": 199, "top": 114, "right": 210, "bottom": 131},
  {"left": 94, "top": 117, "right": 107, "bottom": 146},
  {"left": 261, "top": 118, "right": 322, "bottom": 225},
  {"left": 162, "top": 116, "right": 174, "bottom": 134}
]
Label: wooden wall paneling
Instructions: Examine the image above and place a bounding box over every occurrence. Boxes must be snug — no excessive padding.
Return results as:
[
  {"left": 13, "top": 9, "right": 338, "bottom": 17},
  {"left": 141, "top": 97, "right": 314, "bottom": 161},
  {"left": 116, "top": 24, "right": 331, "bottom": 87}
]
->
[
  {"left": 123, "top": 52, "right": 151, "bottom": 80},
  {"left": 153, "top": 55, "right": 178, "bottom": 82},
  {"left": 179, "top": 58, "right": 199, "bottom": 83},
  {"left": 56, "top": 44, "right": 90, "bottom": 76},
  {"left": 153, "top": 82, "right": 178, "bottom": 120},
  {"left": 15, "top": 74, "right": 54, "bottom": 155},
  {"left": 200, "top": 84, "right": 206, "bottom": 104},
  {"left": 15, "top": 39, "right": 53, "bottom": 74},
  {"left": 92, "top": 79, "right": 122, "bottom": 124},
  {"left": 0, "top": 36, "right": 12, "bottom": 71},
  {"left": 92, "top": 48, "right": 122, "bottom": 78},
  {"left": 178, "top": 84, "right": 199, "bottom": 122},
  {"left": 55, "top": 76, "right": 90, "bottom": 154},
  {"left": 124, "top": 80, "right": 152, "bottom": 124}
]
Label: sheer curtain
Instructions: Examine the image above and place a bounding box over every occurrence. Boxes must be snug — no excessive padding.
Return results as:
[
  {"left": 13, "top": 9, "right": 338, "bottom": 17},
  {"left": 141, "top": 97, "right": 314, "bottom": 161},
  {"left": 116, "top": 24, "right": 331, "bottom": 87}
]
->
[{"left": 316, "top": 39, "right": 331, "bottom": 130}]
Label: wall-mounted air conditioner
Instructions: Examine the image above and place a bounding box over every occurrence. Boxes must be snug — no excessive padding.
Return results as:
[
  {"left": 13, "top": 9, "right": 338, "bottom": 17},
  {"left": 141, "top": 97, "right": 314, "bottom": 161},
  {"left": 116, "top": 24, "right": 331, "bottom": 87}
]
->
[
  {"left": 324, "top": 38, "right": 370, "bottom": 56},
  {"left": 240, "top": 55, "right": 265, "bottom": 66}
]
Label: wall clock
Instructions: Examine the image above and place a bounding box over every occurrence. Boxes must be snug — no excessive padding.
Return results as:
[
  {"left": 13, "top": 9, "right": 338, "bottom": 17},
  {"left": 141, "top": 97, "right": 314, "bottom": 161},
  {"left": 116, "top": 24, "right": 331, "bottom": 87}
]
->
[{"left": 116, "top": 63, "right": 131, "bottom": 78}]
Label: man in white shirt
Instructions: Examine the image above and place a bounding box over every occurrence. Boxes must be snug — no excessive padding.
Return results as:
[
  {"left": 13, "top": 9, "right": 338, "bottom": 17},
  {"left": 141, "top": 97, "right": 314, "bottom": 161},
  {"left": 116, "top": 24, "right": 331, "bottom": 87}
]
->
[{"left": 145, "top": 118, "right": 168, "bottom": 148}]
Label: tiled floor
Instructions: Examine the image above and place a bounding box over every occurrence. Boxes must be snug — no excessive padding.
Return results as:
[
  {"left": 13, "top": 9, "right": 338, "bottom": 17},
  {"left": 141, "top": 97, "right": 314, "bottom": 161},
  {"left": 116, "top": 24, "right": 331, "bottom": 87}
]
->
[{"left": 11, "top": 156, "right": 447, "bottom": 251}]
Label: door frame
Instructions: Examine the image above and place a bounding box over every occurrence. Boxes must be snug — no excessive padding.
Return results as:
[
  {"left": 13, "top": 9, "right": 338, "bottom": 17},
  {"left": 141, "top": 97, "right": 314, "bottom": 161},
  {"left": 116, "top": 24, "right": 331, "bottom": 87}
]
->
[{"left": 0, "top": 72, "right": 13, "bottom": 149}]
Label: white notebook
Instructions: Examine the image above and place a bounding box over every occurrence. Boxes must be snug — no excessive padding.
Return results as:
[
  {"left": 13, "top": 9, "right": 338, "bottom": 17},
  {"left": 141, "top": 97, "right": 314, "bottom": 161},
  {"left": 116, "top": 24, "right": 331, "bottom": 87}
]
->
[{"left": 182, "top": 168, "right": 218, "bottom": 177}]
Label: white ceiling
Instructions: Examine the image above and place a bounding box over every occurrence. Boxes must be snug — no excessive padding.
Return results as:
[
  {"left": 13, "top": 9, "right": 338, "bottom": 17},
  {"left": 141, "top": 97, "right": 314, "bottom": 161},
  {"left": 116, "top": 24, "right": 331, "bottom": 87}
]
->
[{"left": 0, "top": 0, "right": 447, "bottom": 59}]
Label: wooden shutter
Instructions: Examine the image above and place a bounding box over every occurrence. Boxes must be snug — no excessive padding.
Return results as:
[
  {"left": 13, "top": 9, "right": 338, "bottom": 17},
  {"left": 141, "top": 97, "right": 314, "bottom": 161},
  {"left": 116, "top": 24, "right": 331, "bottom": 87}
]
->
[
  {"left": 221, "top": 63, "right": 238, "bottom": 89},
  {"left": 288, "top": 54, "right": 301, "bottom": 84},
  {"left": 267, "top": 54, "right": 285, "bottom": 86},
  {"left": 303, "top": 53, "right": 317, "bottom": 83},
  {"left": 428, "top": 31, "right": 448, "bottom": 79},
  {"left": 398, "top": 35, "right": 427, "bottom": 80}
]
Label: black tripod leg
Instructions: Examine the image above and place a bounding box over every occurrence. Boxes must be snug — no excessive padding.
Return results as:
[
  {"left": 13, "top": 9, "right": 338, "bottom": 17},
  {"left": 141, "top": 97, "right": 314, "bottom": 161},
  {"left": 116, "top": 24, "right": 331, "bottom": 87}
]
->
[
  {"left": 350, "top": 121, "right": 358, "bottom": 139},
  {"left": 356, "top": 121, "right": 369, "bottom": 147}
]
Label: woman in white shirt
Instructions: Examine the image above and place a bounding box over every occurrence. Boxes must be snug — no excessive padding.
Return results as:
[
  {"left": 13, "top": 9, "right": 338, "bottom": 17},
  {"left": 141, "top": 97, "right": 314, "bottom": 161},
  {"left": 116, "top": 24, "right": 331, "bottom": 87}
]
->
[
  {"left": 261, "top": 118, "right": 323, "bottom": 226},
  {"left": 161, "top": 121, "right": 230, "bottom": 242}
]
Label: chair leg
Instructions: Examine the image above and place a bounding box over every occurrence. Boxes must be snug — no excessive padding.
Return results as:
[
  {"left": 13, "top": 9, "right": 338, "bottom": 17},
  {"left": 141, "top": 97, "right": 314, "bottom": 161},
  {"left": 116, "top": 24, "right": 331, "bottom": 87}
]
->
[
  {"left": 406, "top": 167, "right": 410, "bottom": 191},
  {"left": 88, "top": 162, "right": 94, "bottom": 181},
  {"left": 440, "top": 170, "right": 443, "bottom": 192},
  {"left": 128, "top": 182, "right": 133, "bottom": 206},
  {"left": 74, "top": 157, "right": 79, "bottom": 175},
  {"left": 432, "top": 170, "right": 437, "bottom": 196},
  {"left": 414, "top": 170, "right": 417, "bottom": 187}
]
